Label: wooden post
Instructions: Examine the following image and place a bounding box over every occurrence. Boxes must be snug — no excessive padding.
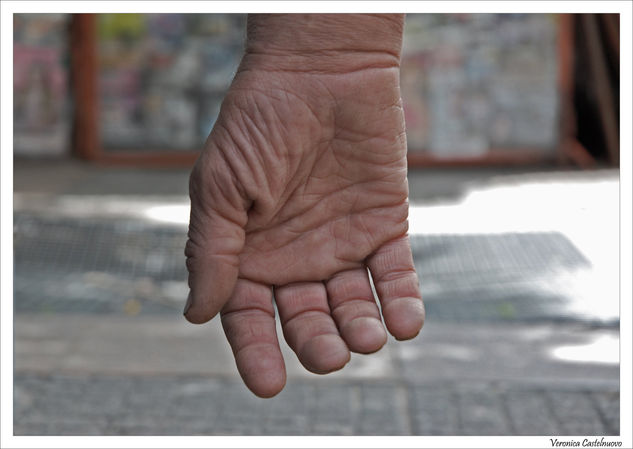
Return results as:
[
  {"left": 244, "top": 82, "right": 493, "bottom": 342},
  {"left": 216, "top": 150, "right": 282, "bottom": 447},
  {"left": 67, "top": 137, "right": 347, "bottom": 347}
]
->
[
  {"left": 558, "top": 14, "right": 596, "bottom": 167},
  {"left": 583, "top": 14, "right": 620, "bottom": 165},
  {"left": 70, "top": 14, "right": 99, "bottom": 160}
]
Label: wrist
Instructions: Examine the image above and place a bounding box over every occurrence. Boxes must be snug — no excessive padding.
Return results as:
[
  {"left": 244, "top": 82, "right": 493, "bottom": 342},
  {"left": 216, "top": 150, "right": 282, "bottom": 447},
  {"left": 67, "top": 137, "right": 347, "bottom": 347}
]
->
[{"left": 242, "top": 14, "right": 405, "bottom": 73}]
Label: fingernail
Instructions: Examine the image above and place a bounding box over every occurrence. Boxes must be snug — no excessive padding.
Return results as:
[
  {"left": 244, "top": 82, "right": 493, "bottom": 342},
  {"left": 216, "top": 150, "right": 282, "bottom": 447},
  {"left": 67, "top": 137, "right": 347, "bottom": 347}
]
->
[{"left": 183, "top": 292, "right": 193, "bottom": 316}]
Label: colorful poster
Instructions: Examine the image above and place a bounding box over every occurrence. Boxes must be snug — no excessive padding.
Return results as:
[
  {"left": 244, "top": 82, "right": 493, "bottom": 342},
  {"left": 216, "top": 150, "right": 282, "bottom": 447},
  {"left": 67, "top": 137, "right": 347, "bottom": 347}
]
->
[
  {"left": 13, "top": 14, "right": 71, "bottom": 156},
  {"left": 97, "top": 14, "right": 246, "bottom": 152},
  {"left": 401, "top": 14, "right": 560, "bottom": 157}
]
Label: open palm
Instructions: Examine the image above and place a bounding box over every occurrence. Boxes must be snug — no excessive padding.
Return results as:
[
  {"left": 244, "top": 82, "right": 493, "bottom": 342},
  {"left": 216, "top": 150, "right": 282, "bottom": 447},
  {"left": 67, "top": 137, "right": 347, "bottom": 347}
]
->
[{"left": 185, "top": 62, "right": 424, "bottom": 397}]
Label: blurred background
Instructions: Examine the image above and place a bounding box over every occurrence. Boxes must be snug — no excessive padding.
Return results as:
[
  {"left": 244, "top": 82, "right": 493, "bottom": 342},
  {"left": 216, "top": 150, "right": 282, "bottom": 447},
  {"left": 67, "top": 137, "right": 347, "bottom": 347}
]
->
[{"left": 13, "top": 13, "right": 620, "bottom": 436}]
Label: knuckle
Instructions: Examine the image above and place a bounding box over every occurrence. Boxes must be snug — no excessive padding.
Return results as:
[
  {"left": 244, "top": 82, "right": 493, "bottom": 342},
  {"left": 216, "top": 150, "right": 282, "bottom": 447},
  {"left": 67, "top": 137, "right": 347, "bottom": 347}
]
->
[{"left": 184, "top": 239, "right": 201, "bottom": 273}]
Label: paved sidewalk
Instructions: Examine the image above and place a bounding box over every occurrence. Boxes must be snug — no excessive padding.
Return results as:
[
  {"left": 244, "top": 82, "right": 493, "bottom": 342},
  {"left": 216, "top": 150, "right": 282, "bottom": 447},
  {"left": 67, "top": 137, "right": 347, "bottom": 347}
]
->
[
  {"left": 13, "top": 313, "right": 620, "bottom": 436},
  {"left": 14, "top": 372, "right": 619, "bottom": 436},
  {"left": 11, "top": 161, "right": 621, "bottom": 437},
  {"left": 14, "top": 316, "right": 618, "bottom": 386}
]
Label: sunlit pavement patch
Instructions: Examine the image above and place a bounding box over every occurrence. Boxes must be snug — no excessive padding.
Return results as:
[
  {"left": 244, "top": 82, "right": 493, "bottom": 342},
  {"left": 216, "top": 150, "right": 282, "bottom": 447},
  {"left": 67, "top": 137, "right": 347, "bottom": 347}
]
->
[
  {"left": 410, "top": 232, "right": 617, "bottom": 325},
  {"left": 406, "top": 173, "right": 619, "bottom": 325},
  {"left": 549, "top": 334, "right": 619, "bottom": 365}
]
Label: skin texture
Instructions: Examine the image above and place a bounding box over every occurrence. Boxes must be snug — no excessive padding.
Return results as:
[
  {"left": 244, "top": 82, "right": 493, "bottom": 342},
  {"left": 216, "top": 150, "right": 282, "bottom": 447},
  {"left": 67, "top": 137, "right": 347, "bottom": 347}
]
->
[{"left": 184, "top": 14, "right": 425, "bottom": 398}]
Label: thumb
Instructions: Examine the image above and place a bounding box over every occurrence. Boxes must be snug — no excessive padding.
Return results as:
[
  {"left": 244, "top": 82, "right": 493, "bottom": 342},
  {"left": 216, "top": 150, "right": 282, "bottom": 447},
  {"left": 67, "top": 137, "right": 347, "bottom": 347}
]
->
[{"left": 184, "top": 149, "right": 249, "bottom": 324}]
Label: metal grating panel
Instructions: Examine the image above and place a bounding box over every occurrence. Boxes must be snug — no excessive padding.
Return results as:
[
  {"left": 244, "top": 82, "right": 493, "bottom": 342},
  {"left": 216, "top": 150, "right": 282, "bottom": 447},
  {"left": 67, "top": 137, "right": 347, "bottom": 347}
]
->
[{"left": 14, "top": 213, "right": 608, "bottom": 324}]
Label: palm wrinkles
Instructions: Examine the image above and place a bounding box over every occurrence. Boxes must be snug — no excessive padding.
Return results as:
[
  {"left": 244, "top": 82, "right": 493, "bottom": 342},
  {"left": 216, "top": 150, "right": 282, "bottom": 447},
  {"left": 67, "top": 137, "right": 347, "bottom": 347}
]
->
[
  {"left": 185, "top": 65, "right": 424, "bottom": 398},
  {"left": 215, "top": 68, "right": 410, "bottom": 285}
]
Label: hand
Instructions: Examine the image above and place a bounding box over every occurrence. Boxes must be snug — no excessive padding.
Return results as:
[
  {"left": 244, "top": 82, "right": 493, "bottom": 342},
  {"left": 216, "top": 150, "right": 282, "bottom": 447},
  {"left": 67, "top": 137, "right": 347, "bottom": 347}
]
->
[{"left": 184, "top": 14, "right": 424, "bottom": 397}]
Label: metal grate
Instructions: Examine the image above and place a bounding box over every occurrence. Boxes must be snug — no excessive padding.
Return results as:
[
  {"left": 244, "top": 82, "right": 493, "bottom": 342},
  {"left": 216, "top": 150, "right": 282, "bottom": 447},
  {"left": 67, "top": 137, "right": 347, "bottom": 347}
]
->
[
  {"left": 410, "top": 232, "right": 597, "bottom": 323},
  {"left": 14, "top": 214, "right": 187, "bottom": 314},
  {"left": 14, "top": 213, "right": 607, "bottom": 324}
]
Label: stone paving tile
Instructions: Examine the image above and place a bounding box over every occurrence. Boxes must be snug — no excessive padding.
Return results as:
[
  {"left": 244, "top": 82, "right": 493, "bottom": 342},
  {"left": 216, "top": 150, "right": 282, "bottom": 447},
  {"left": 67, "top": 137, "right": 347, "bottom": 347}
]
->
[
  {"left": 312, "top": 384, "right": 359, "bottom": 435},
  {"left": 409, "top": 384, "right": 460, "bottom": 435},
  {"left": 454, "top": 382, "right": 513, "bottom": 435},
  {"left": 13, "top": 373, "right": 620, "bottom": 436},
  {"left": 503, "top": 390, "right": 560, "bottom": 435},
  {"left": 590, "top": 390, "right": 620, "bottom": 435},
  {"left": 545, "top": 390, "right": 611, "bottom": 436},
  {"left": 357, "top": 384, "right": 410, "bottom": 435},
  {"left": 261, "top": 383, "right": 313, "bottom": 435},
  {"left": 14, "top": 420, "right": 107, "bottom": 436}
]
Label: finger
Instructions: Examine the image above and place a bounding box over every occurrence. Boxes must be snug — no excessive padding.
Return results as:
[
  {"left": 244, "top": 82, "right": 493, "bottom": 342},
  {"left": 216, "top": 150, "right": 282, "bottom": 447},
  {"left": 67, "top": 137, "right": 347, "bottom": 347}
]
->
[
  {"left": 367, "top": 235, "right": 425, "bottom": 340},
  {"left": 326, "top": 268, "right": 387, "bottom": 354},
  {"left": 221, "top": 279, "right": 286, "bottom": 398},
  {"left": 184, "top": 151, "right": 249, "bottom": 324},
  {"left": 275, "top": 282, "right": 350, "bottom": 374}
]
